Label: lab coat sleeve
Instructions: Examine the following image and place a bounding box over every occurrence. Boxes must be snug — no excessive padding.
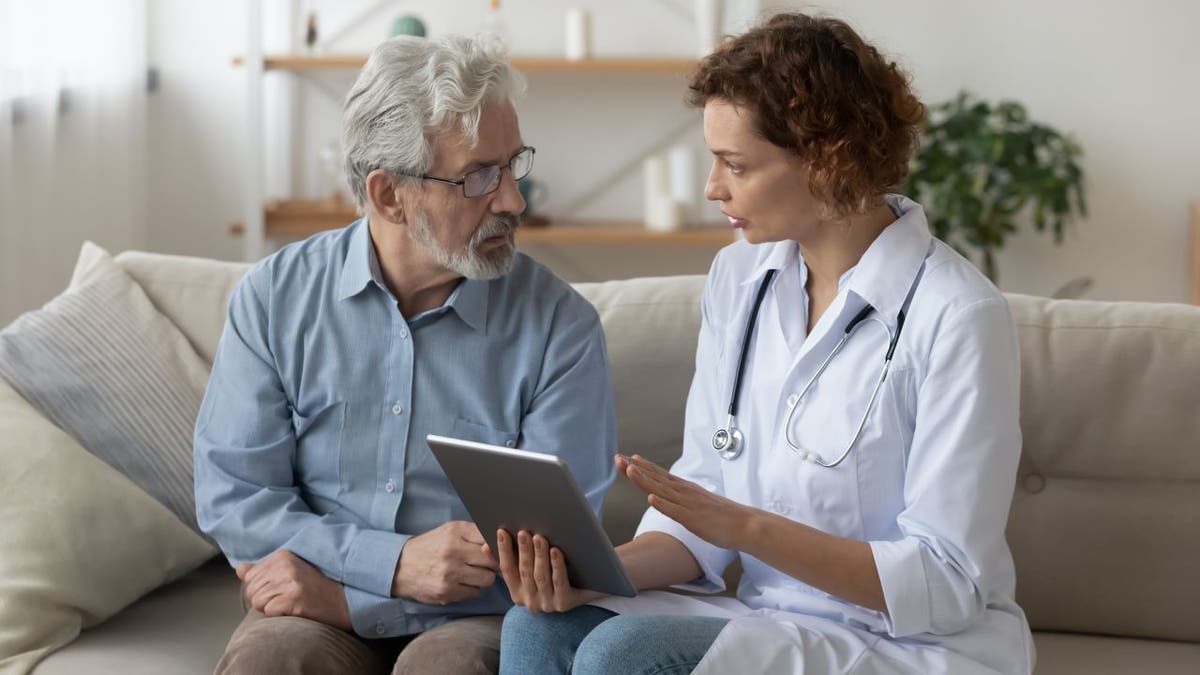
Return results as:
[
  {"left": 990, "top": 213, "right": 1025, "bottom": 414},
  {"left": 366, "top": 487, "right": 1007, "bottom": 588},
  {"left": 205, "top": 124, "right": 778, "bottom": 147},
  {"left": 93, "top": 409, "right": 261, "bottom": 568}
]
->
[
  {"left": 635, "top": 265, "right": 738, "bottom": 593},
  {"left": 869, "top": 297, "right": 1022, "bottom": 637}
]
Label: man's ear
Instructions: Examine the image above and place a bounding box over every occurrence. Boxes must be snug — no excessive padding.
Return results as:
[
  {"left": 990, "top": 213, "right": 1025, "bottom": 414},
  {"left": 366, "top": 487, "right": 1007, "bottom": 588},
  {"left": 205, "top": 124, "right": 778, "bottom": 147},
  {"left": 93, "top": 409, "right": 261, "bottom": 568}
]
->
[{"left": 366, "top": 169, "right": 407, "bottom": 226}]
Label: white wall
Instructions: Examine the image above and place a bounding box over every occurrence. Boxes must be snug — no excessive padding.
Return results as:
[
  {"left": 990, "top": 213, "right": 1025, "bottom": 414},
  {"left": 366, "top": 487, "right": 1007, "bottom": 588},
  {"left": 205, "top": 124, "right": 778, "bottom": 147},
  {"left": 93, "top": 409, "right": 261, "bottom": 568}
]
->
[{"left": 138, "top": 0, "right": 1199, "bottom": 301}]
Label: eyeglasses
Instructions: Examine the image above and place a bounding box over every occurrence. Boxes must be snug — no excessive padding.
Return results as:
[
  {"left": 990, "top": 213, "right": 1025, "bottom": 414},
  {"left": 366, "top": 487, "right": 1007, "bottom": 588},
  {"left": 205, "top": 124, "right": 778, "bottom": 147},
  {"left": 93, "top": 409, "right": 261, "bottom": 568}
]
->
[{"left": 414, "top": 146, "right": 536, "bottom": 198}]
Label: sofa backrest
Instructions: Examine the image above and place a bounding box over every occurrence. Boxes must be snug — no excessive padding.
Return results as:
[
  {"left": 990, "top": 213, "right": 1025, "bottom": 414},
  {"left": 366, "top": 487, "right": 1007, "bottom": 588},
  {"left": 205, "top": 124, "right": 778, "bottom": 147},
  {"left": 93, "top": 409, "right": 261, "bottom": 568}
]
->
[
  {"left": 1004, "top": 294, "right": 1200, "bottom": 642},
  {"left": 115, "top": 252, "right": 1200, "bottom": 643}
]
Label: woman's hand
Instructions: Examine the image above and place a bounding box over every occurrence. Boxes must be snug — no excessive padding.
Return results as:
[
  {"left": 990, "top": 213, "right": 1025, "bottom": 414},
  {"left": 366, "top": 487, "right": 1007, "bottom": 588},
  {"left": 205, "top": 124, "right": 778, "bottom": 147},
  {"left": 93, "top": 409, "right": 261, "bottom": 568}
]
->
[
  {"left": 618, "top": 454, "right": 757, "bottom": 551},
  {"left": 488, "top": 529, "right": 602, "bottom": 613}
]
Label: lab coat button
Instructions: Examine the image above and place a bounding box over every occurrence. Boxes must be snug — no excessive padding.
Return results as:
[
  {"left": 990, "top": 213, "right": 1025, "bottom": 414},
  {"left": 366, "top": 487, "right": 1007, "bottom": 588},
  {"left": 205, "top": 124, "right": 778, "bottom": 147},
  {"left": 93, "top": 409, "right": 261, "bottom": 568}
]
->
[
  {"left": 1023, "top": 474, "right": 1046, "bottom": 494},
  {"left": 786, "top": 394, "right": 799, "bottom": 407}
]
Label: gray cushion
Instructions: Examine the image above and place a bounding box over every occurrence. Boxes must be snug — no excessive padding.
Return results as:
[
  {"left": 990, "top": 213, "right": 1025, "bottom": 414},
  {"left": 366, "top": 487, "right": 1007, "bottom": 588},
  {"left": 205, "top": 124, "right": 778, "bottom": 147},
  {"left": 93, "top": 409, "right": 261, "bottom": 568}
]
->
[{"left": 0, "top": 245, "right": 211, "bottom": 534}]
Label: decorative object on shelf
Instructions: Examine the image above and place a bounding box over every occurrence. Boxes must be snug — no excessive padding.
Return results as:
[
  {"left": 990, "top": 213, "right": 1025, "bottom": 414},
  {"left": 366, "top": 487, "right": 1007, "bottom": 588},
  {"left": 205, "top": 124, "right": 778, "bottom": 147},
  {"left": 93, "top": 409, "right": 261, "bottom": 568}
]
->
[
  {"left": 317, "top": 140, "right": 347, "bottom": 202},
  {"left": 518, "top": 177, "right": 548, "bottom": 217},
  {"left": 667, "top": 144, "right": 698, "bottom": 226},
  {"left": 480, "top": 0, "right": 509, "bottom": 47},
  {"left": 564, "top": 8, "right": 592, "bottom": 61},
  {"left": 902, "top": 91, "right": 1087, "bottom": 283},
  {"left": 390, "top": 14, "right": 427, "bottom": 38},
  {"left": 694, "top": 0, "right": 725, "bottom": 56},
  {"left": 304, "top": 12, "right": 319, "bottom": 54},
  {"left": 644, "top": 155, "right": 684, "bottom": 232}
]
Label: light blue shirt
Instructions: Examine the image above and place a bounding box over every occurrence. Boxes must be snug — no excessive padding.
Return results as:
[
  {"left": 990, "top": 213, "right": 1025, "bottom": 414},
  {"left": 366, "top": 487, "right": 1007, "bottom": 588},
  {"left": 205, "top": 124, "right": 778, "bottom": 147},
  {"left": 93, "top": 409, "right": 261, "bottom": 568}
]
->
[{"left": 195, "top": 220, "right": 617, "bottom": 637}]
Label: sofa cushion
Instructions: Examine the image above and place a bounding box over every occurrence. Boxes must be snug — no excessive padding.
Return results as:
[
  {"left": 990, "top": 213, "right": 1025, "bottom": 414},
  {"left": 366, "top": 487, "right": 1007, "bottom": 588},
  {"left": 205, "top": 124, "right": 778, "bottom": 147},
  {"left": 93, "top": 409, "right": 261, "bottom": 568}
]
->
[
  {"left": 1031, "top": 632, "right": 1200, "bottom": 675},
  {"left": 111, "top": 250, "right": 250, "bottom": 366},
  {"left": 574, "top": 275, "right": 707, "bottom": 545},
  {"left": 0, "top": 379, "right": 215, "bottom": 675},
  {"left": 0, "top": 243, "right": 212, "bottom": 534},
  {"left": 1005, "top": 295, "right": 1200, "bottom": 642}
]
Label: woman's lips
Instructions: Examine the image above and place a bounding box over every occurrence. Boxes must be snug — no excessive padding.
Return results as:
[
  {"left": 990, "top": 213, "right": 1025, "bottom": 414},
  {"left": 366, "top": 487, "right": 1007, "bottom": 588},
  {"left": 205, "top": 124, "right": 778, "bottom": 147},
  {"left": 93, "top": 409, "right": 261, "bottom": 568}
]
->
[{"left": 726, "top": 214, "right": 748, "bottom": 229}]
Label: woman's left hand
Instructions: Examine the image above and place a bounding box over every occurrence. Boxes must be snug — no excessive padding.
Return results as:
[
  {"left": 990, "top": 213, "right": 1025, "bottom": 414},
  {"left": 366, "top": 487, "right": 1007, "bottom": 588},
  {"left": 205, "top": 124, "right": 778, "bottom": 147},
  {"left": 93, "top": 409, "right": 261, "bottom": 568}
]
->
[
  {"left": 618, "top": 454, "right": 756, "bottom": 551},
  {"left": 488, "top": 529, "right": 602, "bottom": 613}
]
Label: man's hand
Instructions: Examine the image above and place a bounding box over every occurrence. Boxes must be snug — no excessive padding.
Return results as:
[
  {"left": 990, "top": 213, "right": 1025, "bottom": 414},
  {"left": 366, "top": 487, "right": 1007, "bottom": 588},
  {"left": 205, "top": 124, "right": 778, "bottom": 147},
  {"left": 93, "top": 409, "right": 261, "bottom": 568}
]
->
[
  {"left": 236, "top": 549, "right": 351, "bottom": 631},
  {"left": 392, "top": 521, "right": 499, "bottom": 605},
  {"left": 490, "top": 529, "right": 602, "bottom": 613}
]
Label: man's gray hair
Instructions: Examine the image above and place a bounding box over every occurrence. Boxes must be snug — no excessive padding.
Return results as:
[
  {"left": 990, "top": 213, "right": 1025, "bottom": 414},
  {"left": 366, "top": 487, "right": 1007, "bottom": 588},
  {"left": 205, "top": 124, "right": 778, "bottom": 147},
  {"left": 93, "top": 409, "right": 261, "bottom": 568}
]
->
[{"left": 342, "top": 34, "right": 525, "bottom": 212}]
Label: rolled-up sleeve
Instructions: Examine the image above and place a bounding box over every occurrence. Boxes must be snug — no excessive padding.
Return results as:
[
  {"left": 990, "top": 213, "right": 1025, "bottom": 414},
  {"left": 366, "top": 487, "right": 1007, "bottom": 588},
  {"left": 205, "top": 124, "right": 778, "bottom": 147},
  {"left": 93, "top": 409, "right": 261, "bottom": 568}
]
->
[
  {"left": 635, "top": 269, "right": 737, "bottom": 593},
  {"left": 870, "top": 298, "right": 1022, "bottom": 637},
  {"left": 194, "top": 270, "right": 406, "bottom": 600}
]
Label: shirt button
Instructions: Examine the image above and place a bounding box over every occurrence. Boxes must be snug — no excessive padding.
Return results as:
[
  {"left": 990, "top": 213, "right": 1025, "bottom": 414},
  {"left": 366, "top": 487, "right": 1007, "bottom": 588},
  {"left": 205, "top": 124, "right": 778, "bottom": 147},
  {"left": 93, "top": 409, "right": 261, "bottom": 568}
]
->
[
  {"left": 392, "top": 403, "right": 403, "bottom": 415},
  {"left": 399, "top": 328, "right": 409, "bottom": 339},
  {"left": 384, "top": 479, "right": 396, "bottom": 493},
  {"left": 375, "top": 622, "right": 386, "bottom": 635},
  {"left": 505, "top": 440, "right": 516, "bottom": 448}
]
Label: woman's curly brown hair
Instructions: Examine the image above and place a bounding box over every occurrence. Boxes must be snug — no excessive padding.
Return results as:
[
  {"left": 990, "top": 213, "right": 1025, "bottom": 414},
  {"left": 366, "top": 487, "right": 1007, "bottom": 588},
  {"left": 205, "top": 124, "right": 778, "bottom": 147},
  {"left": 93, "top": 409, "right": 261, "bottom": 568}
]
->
[{"left": 688, "top": 13, "right": 925, "bottom": 217}]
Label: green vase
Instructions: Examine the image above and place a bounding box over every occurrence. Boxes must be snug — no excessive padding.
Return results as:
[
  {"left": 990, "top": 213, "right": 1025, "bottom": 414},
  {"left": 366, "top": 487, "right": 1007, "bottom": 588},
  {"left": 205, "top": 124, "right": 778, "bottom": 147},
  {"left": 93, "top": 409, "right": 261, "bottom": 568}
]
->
[{"left": 390, "top": 15, "right": 426, "bottom": 38}]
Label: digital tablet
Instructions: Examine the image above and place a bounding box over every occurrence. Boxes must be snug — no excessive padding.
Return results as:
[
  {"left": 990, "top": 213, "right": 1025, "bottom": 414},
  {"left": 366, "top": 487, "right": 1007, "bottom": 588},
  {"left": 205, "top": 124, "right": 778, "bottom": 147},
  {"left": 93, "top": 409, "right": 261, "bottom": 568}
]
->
[{"left": 426, "top": 434, "right": 636, "bottom": 597}]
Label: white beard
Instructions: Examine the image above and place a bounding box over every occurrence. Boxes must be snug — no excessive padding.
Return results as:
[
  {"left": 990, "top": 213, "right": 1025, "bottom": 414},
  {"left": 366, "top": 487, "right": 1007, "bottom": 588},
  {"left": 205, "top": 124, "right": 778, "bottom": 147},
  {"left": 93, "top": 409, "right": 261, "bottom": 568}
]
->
[{"left": 409, "top": 209, "right": 518, "bottom": 280}]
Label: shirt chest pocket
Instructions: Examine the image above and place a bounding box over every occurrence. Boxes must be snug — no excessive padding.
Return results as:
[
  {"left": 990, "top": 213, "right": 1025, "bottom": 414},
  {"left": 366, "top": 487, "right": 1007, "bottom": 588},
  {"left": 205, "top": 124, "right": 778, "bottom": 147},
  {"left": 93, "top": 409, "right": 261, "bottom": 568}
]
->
[
  {"left": 292, "top": 400, "right": 345, "bottom": 498},
  {"left": 452, "top": 417, "right": 520, "bottom": 449}
]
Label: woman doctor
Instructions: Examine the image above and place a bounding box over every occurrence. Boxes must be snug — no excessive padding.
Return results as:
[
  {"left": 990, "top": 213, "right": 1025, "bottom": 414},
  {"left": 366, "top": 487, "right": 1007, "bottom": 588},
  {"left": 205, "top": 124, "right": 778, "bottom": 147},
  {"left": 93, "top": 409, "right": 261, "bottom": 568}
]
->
[{"left": 496, "top": 12, "right": 1033, "bottom": 675}]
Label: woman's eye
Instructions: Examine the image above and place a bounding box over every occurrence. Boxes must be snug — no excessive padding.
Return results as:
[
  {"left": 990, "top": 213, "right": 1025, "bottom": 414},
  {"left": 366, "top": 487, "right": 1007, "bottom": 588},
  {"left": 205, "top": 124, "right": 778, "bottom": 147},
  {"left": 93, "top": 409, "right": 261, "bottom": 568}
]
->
[{"left": 726, "top": 162, "right": 743, "bottom": 174}]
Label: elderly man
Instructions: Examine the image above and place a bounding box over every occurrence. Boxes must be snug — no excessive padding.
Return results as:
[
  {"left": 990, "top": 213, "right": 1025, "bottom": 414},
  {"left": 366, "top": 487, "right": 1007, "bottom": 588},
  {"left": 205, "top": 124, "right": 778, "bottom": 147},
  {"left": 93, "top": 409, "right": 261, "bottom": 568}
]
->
[{"left": 194, "top": 34, "right": 616, "bottom": 674}]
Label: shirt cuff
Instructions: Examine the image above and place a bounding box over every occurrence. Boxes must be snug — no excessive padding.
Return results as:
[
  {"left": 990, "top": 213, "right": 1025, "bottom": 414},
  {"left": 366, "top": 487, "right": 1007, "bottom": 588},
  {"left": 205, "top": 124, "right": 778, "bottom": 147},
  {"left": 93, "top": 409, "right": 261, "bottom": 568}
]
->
[
  {"left": 344, "top": 585, "right": 412, "bottom": 638},
  {"left": 636, "top": 507, "right": 732, "bottom": 593},
  {"left": 870, "top": 538, "right": 931, "bottom": 637},
  {"left": 343, "top": 529, "right": 409, "bottom": 598}
]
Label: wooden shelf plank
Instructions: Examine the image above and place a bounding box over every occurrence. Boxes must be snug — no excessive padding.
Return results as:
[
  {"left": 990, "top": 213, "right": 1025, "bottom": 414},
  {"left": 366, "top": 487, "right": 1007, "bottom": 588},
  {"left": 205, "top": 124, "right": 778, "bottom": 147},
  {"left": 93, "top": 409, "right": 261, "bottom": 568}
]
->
[
  {"left": 1191, "top": 201, "right": 1200, "bottom": 305},
  {"left": 233, "top": 54, "right": 697, "bottom": 74},
  {"left": 230, "top": 200, "right": 732, "bottom": 247}
]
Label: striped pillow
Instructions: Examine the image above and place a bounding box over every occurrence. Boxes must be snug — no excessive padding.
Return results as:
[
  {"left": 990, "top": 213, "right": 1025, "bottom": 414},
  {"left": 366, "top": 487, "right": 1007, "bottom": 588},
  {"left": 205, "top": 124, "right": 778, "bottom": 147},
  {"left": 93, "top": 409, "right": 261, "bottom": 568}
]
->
[{"left": 0, "top": 244, "right": 211, "bottom": 535}]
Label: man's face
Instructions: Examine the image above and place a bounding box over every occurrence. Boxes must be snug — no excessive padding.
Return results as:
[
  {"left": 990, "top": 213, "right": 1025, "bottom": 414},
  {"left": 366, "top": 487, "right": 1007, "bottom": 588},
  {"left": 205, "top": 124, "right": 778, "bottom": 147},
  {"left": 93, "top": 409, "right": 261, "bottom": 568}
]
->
[{"left": 408, "top": 101, "right": 527, "bottom": 280}]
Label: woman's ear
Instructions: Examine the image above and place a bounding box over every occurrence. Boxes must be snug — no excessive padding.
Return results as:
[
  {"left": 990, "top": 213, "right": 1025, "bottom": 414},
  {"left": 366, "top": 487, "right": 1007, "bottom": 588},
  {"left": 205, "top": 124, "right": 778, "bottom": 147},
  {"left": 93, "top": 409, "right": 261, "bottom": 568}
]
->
[{"left": 366, "top": 169, "right": 406, "bottom": 226}]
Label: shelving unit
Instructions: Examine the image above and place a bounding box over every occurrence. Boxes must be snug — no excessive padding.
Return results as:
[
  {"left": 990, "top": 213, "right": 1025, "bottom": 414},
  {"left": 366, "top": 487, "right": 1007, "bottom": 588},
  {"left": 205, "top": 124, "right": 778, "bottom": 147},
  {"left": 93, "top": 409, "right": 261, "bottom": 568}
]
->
[
  {"left": 228, "top": 198, "right": 733, "bottom": 247},
  {"left": 236, "top": 1, "right": 709, "bottom": 262},
  {"left": 233, "top": 54, "right": 698, "bottom": 74}
]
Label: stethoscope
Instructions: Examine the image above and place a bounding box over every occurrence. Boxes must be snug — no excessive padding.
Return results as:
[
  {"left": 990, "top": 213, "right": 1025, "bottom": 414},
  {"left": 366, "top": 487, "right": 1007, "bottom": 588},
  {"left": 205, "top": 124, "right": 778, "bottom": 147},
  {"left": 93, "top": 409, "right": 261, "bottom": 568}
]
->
[{"left": 710, "top": 268, "right": 913, "bottom": 466}]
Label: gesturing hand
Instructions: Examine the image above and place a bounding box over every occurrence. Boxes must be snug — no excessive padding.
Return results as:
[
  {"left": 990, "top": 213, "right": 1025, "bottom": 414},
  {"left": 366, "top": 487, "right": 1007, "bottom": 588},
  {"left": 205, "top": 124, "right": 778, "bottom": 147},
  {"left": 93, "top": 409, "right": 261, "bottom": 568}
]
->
[
  {"left": 618, "top": 453, "right": 755, "bottom": 551},
  {"left": 392, "top": 521, "right": 499, "bottom": 606},
  {"left": 488, "top": 529, "right": 601, "bottom": 613},
  {"left": 236, "top": 549, "right": 351, "bottom": 631}
]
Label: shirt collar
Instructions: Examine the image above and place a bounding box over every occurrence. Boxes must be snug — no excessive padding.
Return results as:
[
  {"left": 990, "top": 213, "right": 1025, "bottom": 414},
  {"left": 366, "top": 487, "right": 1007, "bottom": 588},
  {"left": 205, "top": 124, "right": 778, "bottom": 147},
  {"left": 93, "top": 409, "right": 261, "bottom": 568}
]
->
[
  {"left": 337, "top": 219, "right": 374, "bottom": 301},
  {"left": 336, "top": 219, "right": 490, "bottom": 334},
  {"left": 736, "top": 194, "right": 932, "bottom": 325},
  {"left": 845, "top": 194, "right": 933, "bottom": 325},
  {"left": 740, "top": 238, "right": 799, "bottom": 288}
]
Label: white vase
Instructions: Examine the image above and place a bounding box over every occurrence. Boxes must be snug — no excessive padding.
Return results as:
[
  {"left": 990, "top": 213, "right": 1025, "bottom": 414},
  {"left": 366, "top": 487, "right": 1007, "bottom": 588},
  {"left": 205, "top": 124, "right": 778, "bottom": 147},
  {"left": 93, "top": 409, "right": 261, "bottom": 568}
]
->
[{"left": 695, "top": 0, "right": 725, "bottom": 57}]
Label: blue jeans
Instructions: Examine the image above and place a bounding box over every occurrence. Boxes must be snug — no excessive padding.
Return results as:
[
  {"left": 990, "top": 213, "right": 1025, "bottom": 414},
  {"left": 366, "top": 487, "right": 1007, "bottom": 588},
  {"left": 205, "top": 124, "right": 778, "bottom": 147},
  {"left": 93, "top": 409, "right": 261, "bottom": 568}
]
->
[{"left": 499, "top": 605, "right": 729, "bottom": 675}]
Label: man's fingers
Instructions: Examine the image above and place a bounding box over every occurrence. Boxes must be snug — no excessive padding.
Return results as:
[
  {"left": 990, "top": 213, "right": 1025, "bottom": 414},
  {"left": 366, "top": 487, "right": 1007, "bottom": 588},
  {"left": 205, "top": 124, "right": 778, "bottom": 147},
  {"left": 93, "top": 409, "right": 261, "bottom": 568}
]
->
[
  {"left": 454, "top": 521, "right": 486, "bottom": 545},
  {"left": 262, "top": 593, "right": 292, "bottom": 617},
  {"left": 235, "top": 563, "right": 252, "bottom": 580}
]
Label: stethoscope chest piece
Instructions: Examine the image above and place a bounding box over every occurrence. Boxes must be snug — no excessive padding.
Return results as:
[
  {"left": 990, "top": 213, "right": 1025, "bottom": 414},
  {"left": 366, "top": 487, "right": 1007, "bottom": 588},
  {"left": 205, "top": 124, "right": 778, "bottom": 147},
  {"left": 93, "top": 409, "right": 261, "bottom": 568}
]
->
[{"left": 711, "top": 426, "right": 743, "bottom": 460}]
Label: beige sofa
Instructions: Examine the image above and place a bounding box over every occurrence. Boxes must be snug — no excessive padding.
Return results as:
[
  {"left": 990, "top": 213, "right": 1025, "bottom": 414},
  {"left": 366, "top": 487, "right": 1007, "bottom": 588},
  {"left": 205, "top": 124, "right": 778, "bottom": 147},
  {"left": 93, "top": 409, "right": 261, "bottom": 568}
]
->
[{"left": 32, "top": 249, "right": 1200, "bottom": 674}]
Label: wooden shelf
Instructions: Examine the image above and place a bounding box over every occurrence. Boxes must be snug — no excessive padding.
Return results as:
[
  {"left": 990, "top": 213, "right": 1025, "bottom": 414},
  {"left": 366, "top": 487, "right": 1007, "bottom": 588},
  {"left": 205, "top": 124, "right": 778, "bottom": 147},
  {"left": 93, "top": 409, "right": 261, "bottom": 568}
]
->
[
  {"left": 230, "top": 199, "right": 733, "bottom": 247},
  {"left": 233, "top": 54, "right": 697, "bottom": 74},
  {"left": 1191, "top": 201, "right": 1200, "bottom": 305}
]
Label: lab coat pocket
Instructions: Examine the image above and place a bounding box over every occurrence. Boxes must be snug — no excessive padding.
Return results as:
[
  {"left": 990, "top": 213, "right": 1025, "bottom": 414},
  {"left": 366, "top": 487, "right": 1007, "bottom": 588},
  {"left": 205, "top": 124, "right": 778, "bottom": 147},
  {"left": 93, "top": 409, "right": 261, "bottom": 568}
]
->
[{"left": 291, "top": 400, "right": 345, "bottom": 497}]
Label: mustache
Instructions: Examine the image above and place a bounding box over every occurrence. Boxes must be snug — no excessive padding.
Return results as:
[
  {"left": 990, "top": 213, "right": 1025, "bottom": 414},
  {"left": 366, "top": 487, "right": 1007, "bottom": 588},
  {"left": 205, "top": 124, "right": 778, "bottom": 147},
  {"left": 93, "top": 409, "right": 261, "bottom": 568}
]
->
[{"left": 471, "top": 214, "right": 520, "bottom": 246}]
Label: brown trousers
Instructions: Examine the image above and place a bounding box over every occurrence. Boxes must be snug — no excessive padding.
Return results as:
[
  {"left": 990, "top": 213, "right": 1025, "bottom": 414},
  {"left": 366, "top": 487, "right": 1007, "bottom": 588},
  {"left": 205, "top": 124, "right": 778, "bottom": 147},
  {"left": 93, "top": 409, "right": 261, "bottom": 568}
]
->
[{"left": 215, "top": 609, "right": 502, "bottom": 675}]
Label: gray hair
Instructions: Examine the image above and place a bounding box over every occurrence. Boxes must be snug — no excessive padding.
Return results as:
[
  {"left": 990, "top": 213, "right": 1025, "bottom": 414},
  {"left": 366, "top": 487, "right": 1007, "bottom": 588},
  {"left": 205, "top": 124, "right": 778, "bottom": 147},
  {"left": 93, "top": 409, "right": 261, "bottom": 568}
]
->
[{"left": 342, "top": 34, "right": 526, "bottom": 212}]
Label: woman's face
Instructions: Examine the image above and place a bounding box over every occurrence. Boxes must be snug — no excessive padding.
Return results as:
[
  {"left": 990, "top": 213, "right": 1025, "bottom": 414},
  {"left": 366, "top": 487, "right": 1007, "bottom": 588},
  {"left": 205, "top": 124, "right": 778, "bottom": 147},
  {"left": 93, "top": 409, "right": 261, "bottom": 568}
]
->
[{"left": 702, "top": 99, "right": 821, "bottom": 244}]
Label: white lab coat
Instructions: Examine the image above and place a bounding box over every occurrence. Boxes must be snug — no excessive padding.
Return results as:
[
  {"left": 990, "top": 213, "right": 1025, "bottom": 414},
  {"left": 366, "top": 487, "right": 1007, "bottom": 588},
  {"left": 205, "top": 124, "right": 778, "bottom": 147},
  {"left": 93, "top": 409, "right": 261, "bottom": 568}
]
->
[{"left": 594, "top": 195, "right": 1033, "bottom": 674}]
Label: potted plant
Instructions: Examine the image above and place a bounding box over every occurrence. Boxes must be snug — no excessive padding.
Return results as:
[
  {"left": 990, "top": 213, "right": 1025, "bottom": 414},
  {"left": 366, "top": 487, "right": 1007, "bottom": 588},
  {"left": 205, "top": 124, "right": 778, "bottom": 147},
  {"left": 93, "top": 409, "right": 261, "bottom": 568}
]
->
[{"left": 902, "top": 92, "right": 1087, "bottom": 283}]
